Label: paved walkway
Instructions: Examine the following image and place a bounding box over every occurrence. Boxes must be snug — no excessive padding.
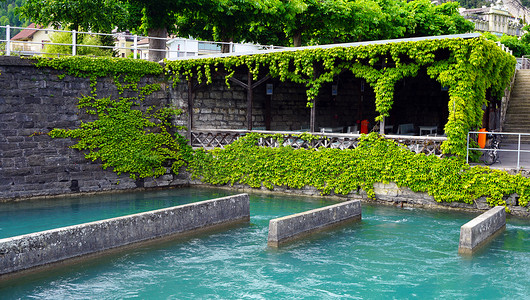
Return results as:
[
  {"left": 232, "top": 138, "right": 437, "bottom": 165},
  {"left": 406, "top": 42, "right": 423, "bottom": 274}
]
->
[{"left": 471, "top": 143, "right": 530, "bottom": 171}]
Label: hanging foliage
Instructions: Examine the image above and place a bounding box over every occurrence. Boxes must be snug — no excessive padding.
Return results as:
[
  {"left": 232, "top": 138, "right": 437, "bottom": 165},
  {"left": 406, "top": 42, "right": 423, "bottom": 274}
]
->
[
  {"left": 31, "top": 56, "right": 192, "bottom": 180},
  {"left": 190, "top": 133, "right": 530, "bottom": 209},
  {"left": 165, "top": 36, "right": 516, "bottom": 156}
]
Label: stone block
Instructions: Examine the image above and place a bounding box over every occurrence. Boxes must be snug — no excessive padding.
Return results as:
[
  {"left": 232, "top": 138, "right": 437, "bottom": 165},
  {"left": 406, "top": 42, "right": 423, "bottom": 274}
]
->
[
  {"left": 268, "top": 200, "right": 361, "bottom": 247},
  {"left": 0, "top": 194, "right": 250, "bottom": 275},
  {"left": 210, "top": 91, "right": 222, "bottom": 99},
  {"left": 458, "top": 206, "right": 506, "bottom": 255},
  {"left": 24, "top": 174, "right": 58, "bottom": 184}
]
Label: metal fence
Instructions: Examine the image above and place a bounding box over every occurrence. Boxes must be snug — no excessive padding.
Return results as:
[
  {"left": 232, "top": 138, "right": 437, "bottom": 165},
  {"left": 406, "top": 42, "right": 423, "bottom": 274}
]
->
[
  {"left": 467, "top": 131, "right": 530, "bottom": 169},
  {"left": 517, "top": 56, "right": 530, "bottom": 69},
  {"left": 523, "top": 56, "right": 530, "bottom": 69},
  {"left": 0, "top": 25, "right": 280, "bottom": 60}
]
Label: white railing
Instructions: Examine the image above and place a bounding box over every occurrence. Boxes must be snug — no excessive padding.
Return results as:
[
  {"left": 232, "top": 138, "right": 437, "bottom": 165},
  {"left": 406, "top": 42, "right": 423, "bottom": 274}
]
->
[
  {"left": 467, "top": 131, "right": 530, "bottom": 169},
  {"left": 190, "top": 129, "right": 447, "bottom": 156},
  {"left": 495, "top": 41, "right": 513, "bottom": 56},
  {"left": 520, "top": 56, "right": 530, "bottom": 69},
  {"left": 0, "top": 25, "right": 281, "bottom": 60}
]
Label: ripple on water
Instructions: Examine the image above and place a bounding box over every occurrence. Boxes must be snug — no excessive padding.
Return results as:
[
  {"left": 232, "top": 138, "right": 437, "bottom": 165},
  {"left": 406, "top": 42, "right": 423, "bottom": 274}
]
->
[{"left": 0, "top": 189, "right": 529, "bottom": 299}]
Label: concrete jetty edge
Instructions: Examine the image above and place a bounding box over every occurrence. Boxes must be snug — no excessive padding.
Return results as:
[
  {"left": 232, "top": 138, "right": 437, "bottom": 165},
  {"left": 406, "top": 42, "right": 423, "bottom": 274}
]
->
[
  {"left": 268, "top": 199, "right": 361, "bottom": 247},
  {"left": 458, "top": 206, "right": 506, "bottom": 255},
  {"left": 0, "top": 193, "right": 250, "bottom": 276}
]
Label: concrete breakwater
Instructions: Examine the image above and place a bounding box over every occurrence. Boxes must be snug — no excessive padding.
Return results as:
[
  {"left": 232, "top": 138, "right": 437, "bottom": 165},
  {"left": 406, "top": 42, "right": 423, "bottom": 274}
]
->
[
  {"left": 0, "top": 194, "right": 250, "bottom": 276},
  {"left": 458, "top": 206, "right": 506, "bottom": 255},
  {"left": 218, "top": 182, "right": 529, "bottom": 218},
  {"left": 268, "top": 199, "right": 362, "bottom": 247}
]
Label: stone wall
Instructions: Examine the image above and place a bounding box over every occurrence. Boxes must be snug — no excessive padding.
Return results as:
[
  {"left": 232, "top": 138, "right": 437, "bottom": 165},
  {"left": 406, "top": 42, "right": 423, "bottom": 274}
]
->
[
  {"left": 1, "top": 56, "right": 526, "bottom": 219},
  {"left": 0, "top": 56, "right": 187, "bottom": 201},
  {"left": 0, "top": 193, "right": 250, "bottom": 275},
  {"left": 171, "top": 71, "right": 379, "bottom": 132}
]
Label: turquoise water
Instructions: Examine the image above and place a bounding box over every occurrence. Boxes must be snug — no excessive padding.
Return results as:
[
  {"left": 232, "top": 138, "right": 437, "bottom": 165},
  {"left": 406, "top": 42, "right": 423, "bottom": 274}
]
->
[
  {"left": 0, "top": 188, "right": 236, "bottom": 239},
  {"left": 0, "top": 188, "right": 529, "bottom": 299}
]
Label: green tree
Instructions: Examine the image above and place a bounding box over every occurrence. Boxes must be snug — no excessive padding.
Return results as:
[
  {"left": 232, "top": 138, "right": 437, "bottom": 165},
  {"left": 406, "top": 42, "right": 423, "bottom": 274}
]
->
[
  {"left": 18, "top": 0, "right": 128, "bottom": 32},
  {"left": 456, "top": 0, "right": 493, "bottom": 9},
  {"left": 500, "top": 34, "right": 529, "bottom": 57},
  {"left": 19, "top": 0, "right": 205, "bottom": 61},
  {"left": 0, "top": 0, "right": 31, "bottom": 37},
  {"left": 42, "top": 31, "right": 114, "bottom": 57},
  {"left": 483, "top": 26, "right": 530, "bottom": 57},
  {"left": 403, "top": 0, "right": 474, "bottom": 37},
  {"left": 18, "top": 0, "right": 474, "bottom": 59}
]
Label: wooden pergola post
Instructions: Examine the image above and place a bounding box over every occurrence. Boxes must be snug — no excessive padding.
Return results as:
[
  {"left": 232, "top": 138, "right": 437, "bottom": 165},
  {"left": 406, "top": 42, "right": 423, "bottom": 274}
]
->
[
  {"left": 228, "top": 71, "right": 271, "bottom": 131},
  {"left": 310, "top": 100, "right": 316, "bottom": 133},
  {"left": 187, "top": 78, "right": 194, "bottom": 143},
  {"left": 247, "top": 71, "right": 253, "bottom": 131}
]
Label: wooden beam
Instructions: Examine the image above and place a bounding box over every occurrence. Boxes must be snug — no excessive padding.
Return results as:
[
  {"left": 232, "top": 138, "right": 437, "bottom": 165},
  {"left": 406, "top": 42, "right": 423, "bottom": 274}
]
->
[
  {"left": 228, "top": 76, "right": 248, "bottom": 89},
  {"left": 187, "top": 78, "right": 194, "bottom": 142},
  {"left": 251, "top": 74, "right": 271, "bottom": 89},
  {"left": 310, "top": 100, "right": 316, "bottom": 133},
  {"left": 247, "top": 71, "right": 253, "bottom": 130},
  {"left": 265, "top": 95, "right": 272, "bottom": 130}
]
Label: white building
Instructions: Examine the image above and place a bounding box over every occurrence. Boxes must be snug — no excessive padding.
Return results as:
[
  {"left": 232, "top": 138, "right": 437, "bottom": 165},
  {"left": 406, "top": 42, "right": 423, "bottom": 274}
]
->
[
  {"left": 9, "top": 23, "right": 52, "bottom": 55},
  {"left": 460, "top": 4, "right": 525, "bottom": 37},
  {"left": 165, "top": 38, "right": 272, "bottom": 60}
]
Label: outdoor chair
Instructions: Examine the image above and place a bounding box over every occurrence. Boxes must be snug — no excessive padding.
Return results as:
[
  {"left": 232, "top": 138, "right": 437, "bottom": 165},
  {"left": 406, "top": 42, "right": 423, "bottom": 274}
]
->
[{"left": 397, "top": 123, "right": 415, "bottom": 135}]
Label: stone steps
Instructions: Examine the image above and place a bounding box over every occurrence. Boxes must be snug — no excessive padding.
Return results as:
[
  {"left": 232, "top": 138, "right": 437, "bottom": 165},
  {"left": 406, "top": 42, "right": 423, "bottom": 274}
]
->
[{"left": 503, "top": 69, "right": 530, "bottom": 139}]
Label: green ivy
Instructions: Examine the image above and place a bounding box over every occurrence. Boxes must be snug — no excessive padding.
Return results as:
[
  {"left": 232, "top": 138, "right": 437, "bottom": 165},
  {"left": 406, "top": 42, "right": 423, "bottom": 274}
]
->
[
  {"left": 189, "top": 133, "right": 530, "bottom": 208},
  {"left": 165, "top": 37, "right": 516, "bottom": 157},
  {"left": 35, "top": 56, "right": 191, "bottom": 180},
  {"left": 32, "top": 56, "right": 164, "bottom": 94},
  {"left": 49, "top": 95, "right": 192, "bottom": 179}
]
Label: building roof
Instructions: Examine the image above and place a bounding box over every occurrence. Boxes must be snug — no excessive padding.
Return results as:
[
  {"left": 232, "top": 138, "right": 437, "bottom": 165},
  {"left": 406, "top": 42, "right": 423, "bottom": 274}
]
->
[
  {"left": 11, "top": 23, "right": 45, "bottom": 41},
  {"left": 138, "top": 38, "right": 149, "bottom": 45},
  {"left": 172, "top": 33, "right": 482, "bottom": 61},
  {"left": 461, "top": 6, "right": 514, "bottom": 17}
]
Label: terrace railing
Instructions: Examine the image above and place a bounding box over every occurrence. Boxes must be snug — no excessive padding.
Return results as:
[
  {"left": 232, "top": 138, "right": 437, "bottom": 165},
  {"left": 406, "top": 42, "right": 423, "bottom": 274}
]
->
[
  {"left": 467, "top": 131, "right": 530, "bottom": 169},
  {"left": 0, "top": 25, "right": 280, "bottom": 60},
  {"left": 190, "top": 129, "right": 446, "bottom": 156},
  {"left": 522, "top": 56, "right": 530, "bottom": 69}
]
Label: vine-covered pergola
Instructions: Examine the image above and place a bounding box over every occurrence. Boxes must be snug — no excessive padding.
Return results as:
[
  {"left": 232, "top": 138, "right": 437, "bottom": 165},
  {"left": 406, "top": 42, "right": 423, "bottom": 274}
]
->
[{"left": 165, "top": 33, "right": 516, "bottom": 156}]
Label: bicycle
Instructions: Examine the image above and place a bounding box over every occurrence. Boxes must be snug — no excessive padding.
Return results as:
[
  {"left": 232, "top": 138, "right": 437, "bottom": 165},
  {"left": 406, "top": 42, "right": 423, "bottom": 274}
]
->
[{"left": 483, "top": 132, "right": 501, "bottom": 165}]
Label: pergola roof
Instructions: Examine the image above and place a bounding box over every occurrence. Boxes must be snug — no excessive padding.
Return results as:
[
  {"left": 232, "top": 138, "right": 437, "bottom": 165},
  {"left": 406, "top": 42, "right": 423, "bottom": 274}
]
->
[{"left": 172, "top": 33, "right": 482, "bottom": 61}]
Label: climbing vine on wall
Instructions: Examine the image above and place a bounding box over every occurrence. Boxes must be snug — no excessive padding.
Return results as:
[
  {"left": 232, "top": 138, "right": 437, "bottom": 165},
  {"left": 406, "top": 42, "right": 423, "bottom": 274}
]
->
[
  {"left": 48, "top": 95, "right": 191, "bottom": 179},
  {"left": 190, "top": 133, "right": 530, "bottom": 208},
  {"left": 35, "top": 56, "right": 192, "bottom": 179},
  {"left": 32, "top": 56, "right": 164, "bottom": 94},
  {"left": 165, "top": 37, "right": 516, "bottom": 156}
]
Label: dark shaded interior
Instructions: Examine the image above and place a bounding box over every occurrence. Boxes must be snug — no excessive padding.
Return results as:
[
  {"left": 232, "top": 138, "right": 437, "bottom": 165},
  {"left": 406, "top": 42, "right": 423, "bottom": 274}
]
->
[{"left": 388, "top": 68, "right": 450, "bottom": 135}]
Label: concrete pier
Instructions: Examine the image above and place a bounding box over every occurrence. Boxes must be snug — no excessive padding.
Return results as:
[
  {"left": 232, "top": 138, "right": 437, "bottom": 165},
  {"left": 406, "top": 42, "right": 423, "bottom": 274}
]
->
[
  {"left": 0, "top": 194, "right": 250, "bottom": 275},
  {"left": 268, "top": 199, "right": 361, "bottom": 247},
  {"left": 458, "top": 206, "right": 506, "bottom": 255}
]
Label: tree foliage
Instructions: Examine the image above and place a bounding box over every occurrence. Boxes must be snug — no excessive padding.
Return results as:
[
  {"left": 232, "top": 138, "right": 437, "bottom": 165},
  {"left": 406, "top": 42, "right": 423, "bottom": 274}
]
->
[
  {"left": 17, "top": 0, "right": 128, "bottom": 32},
  {"left": 483, "top": 27, "right": 530, "bottom": 57},
  {"left": 41, "top": 31, "right": 115, "bottom": 57},
  {"left": 0, "top": 0, "right": 30, "bottom": 37},
  {"left": 456, "top": 0, "right": 494, "bottom": 9},
  {"left": 17, "top": 0, "right": 474, "bottom": 54},
  {"left": 178, "top": 0, "right": 473, "bottom": 47}
]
